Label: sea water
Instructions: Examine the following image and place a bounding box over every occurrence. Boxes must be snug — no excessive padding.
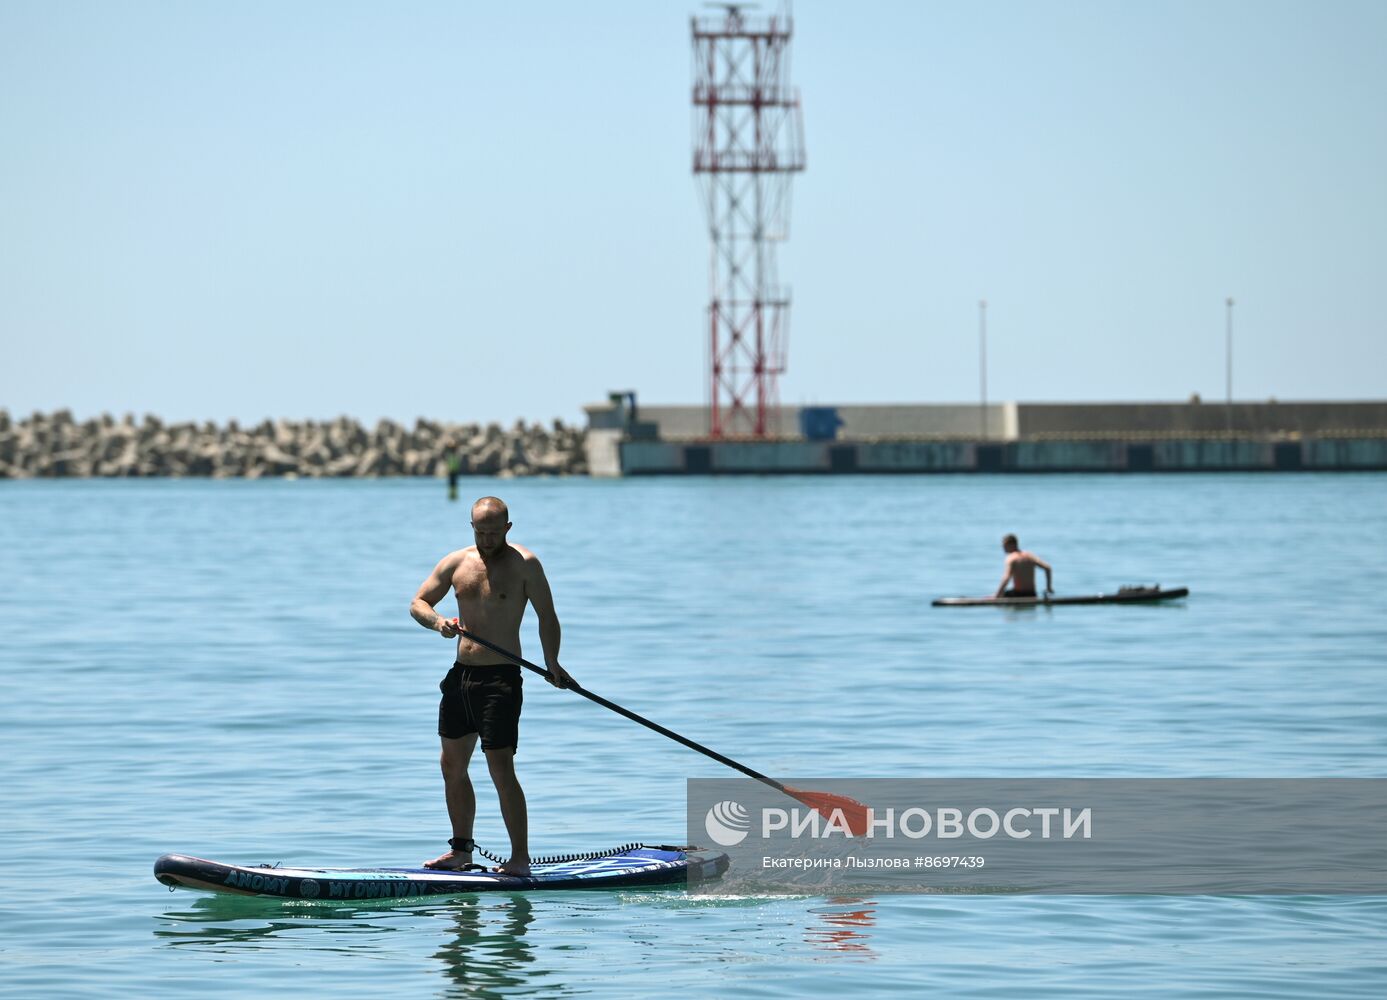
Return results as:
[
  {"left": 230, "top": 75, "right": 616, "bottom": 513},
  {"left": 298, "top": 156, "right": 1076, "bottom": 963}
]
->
[{"left": 2, "top": 474, "right": 1385, "bottom": 998}]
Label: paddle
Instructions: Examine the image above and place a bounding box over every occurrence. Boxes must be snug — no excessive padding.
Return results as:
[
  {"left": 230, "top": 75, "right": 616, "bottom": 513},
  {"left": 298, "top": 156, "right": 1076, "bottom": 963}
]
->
[{"left": 454, "top": 624, "right": 869, "bottom": 836}]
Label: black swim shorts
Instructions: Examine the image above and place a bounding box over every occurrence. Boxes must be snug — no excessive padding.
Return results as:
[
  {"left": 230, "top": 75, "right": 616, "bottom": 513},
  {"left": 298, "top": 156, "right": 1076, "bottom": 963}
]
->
[
  {"left": 1004, "top": 588, "right": 1037, "bottom": 598},
  {"left": 438, "top": 662, "right": 523, "bottom": 751}
]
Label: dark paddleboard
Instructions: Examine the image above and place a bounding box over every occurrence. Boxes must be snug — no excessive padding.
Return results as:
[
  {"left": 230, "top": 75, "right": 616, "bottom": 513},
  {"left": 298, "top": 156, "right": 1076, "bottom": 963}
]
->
[
  {"left": 932, "top": 586, "right": 1189, "bottom": 608},
  {"left": 155, "top": 844, "right": 728, "bottom": 899}
]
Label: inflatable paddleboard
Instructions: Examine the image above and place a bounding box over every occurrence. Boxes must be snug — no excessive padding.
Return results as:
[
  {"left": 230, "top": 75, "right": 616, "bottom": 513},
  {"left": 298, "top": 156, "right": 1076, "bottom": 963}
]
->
[
  {"left": 932, "top": 585, "right": 1189, "bottom": 608},
  {"left": 155, "top": 844, "right": 728, "bottom": 898}
]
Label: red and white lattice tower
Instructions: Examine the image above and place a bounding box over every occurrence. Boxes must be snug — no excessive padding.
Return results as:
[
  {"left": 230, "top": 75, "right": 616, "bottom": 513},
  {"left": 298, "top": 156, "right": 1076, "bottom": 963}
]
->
[{"left": 692, "top": 4, "right": 805, "bottom": 438}]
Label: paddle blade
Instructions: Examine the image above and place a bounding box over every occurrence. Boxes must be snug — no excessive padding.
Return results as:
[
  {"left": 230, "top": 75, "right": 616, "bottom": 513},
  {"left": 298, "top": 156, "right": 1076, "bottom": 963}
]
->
[{"left": 785, "top": 787, "right": 871, "bottom": 837}]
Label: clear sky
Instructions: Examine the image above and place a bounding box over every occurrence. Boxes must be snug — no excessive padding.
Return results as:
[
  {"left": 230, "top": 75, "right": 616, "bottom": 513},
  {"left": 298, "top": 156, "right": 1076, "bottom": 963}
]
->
[{"left": 2, "top": 0, "right": 1383, "bottom": 426}]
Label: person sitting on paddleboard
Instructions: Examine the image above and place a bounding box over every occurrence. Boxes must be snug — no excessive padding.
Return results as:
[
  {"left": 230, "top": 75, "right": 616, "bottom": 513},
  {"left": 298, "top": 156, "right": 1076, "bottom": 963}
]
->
[
  {"left": 995, "top": 533, "right": 1054, "bottom": 599},
  {"left": 410, "top": 495, "right": 575, "bottom": 876}
]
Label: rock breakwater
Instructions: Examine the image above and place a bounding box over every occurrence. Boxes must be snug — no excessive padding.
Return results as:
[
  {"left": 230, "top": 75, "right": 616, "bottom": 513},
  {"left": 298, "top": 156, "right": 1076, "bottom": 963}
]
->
[{"left": 0, "top": 410, "right": 587, "bottom": 478}]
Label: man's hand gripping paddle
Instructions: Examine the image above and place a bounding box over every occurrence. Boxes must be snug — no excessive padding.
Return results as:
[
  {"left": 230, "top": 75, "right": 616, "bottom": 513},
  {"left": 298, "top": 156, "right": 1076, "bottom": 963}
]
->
[{"left": 452, "top": 622, "right": 869, "bottom": 836}]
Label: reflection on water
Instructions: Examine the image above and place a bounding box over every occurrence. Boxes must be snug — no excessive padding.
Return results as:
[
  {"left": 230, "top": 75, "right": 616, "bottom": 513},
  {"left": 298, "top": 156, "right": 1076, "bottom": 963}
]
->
[
  {"left": 156, "top": 892, "right": 549, "bottom": 999},
  {"left": 154, "top": 895, "right": 400, "bottom": 950},
  {"left": 433, "top": 895, "right": 538, "bottom": 999},
  {"left": 806, "top": 898, "right": 877, "bottom": 958}
]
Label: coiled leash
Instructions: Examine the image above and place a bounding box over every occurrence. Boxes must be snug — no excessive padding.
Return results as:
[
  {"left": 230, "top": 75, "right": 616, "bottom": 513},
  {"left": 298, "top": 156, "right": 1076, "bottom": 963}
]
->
[{"left": 449, "top": 838, "right": 702, "bottom": 867}]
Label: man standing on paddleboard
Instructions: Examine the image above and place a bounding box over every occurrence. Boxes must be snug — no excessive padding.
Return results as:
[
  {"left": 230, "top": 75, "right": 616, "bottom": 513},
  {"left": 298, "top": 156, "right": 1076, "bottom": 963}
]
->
[
  {"left": 410, "top": 495, "right": 574, "bottom": 875},
  {"left": 995, "top": 533, "right": 1054, "bottom": 599}
]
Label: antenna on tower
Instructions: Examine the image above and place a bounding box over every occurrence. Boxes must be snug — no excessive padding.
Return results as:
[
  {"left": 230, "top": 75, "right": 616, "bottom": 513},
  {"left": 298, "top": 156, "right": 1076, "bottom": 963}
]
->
[{"left": 691, "top": 1, "right": 805, "bottom": 438}]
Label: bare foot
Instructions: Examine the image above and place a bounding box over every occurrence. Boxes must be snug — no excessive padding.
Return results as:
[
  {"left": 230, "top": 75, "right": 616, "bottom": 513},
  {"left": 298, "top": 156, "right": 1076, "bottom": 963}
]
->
[
  {"left": 494, "top": 859, "right": 532, "bottom": 877},
  {"left": 422, "top": 849, "right": 476, "bottom": 871}
]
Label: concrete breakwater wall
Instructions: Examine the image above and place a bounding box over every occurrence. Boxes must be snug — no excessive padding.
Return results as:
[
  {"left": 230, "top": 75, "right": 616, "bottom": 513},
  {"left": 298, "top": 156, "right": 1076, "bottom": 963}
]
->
[
  {"left": 617, "top": 437, "right": 1387, "bottom": 474},
  {"left": 588, "top": 400, "right": 1387, "bottom": 442},
  {"left": 0, "top": 410, "right": 588, "bottom": 479}
]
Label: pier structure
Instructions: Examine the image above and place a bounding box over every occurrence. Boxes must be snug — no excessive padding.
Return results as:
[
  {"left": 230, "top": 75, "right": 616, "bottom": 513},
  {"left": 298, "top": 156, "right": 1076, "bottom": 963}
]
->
[
  {"left": 583, "top": 398, "right": 1387, "bottom": 475},
  {"left": 692, "top": 4, "right": 805, "bottom": 438}
]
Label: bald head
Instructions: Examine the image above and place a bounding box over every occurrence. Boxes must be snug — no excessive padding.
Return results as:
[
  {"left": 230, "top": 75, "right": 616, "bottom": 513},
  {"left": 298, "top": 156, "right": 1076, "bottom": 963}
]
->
[
  {"left": 472, "top": 496, "right": 509, "bottom": 522},
  {"left": 471, "top": 496, "right": 511, "bottom": 557}
]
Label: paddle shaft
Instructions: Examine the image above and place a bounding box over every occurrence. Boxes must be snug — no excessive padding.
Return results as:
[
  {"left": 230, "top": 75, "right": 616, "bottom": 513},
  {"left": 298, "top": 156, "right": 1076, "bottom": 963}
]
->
[{"left": 458, "top": 628, "right": 790, "bottom": 795}]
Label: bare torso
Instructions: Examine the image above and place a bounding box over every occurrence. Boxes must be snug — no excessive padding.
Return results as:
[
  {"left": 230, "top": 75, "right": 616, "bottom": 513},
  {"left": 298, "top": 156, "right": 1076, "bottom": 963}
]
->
[
  {"left": 1006, "top": 551, "right": 1040, "bottom": 591},
  {"left": 449, "top": 543, "right": 534, "bottom": 665}
]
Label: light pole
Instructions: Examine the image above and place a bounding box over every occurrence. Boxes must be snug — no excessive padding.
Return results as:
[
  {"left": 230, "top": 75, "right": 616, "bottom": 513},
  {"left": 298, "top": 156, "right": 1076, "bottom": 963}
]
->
[
  {"left": 1225, "top": 297, "right": 1234, "bottom": 437},
  {"left": 979, "top": 299, "right": 988, "bottom": 441}
]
